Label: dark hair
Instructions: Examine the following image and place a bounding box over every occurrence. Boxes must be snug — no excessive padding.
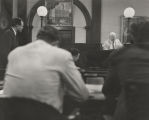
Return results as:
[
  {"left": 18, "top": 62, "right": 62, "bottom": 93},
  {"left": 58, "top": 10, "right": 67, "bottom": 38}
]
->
[
  {"left": 37, "top": 26, "right": 60, "bottom": 44},
  {"left": 11, "top": 18, "right": 23, "bottom": 27},
  {"left": 130, "top": 20, "right": 149, "bottom": 43},
  {"left": 70, "top": 48, "right": 80, "bottom": 56}
]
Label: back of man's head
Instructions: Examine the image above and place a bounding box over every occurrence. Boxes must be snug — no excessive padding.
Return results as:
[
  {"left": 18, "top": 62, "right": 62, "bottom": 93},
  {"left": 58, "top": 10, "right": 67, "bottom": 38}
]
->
[
  {"left": 37, "top": 26, "right": 60, "bottom": 45},
  {"left": 11, "top": 18, "right": 23, "bottom": 27},
  {"left": 130, "top": 21, "right": 149, "bottom": 44},
  {"left": 70, "top": 48, "right": 80, "bottom": 57},
  {"left": 70, "top": 48, "right": 80, "bottom": 62}
]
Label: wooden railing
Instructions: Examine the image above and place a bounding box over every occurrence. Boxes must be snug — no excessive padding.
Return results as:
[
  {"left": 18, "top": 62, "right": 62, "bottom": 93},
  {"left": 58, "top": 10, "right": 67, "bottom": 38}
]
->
[{"left": 82, "top": 67, "right": 109, "bottom": 84}]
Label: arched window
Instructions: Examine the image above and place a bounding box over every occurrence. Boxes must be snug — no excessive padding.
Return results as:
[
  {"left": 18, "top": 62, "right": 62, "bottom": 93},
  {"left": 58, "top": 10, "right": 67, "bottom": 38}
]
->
[{"left": 27, "top": 0, "right": 91, "bottom": 44}]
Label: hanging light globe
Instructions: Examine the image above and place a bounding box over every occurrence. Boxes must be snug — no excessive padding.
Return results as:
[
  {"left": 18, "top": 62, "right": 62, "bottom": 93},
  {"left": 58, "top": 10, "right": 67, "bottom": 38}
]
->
[
  {"left": 124, "top": 7, "right": 135, "bottom": 18},
  {"left": 37, "top": 6, "right": 48, "bottom": 17}
]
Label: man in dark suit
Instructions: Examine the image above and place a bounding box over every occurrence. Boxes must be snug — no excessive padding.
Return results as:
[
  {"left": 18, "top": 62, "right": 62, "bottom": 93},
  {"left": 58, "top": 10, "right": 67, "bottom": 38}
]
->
[{"left": 0, "top": 18, "right": 24, "bottom": 81}]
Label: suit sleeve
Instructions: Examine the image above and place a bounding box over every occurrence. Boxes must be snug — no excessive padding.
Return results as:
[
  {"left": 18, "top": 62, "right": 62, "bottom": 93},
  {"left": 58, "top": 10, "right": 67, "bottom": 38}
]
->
[
  {"left": 0, "top": 31, "right": 13, "bottom": 68},
  {"left": 61, "top": 53, "right": 89, "bottom": 101}
]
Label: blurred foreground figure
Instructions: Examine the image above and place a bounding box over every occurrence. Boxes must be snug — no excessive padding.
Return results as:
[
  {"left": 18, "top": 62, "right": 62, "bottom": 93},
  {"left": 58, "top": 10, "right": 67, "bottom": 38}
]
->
[
  {"left": 102, "top": 21, "right": 149, "bottom": 120},
  {"left": 3, "top": 26, "right": 89, "bottom": 113},
  {"left": 102, "top": 32, "right": 123, "bottom": 50}
]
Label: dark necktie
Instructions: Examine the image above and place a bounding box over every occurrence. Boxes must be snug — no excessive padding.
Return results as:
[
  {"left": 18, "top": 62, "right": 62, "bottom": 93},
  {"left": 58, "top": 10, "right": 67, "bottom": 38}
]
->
[{"left": 112, "top": 41, "right": 115, "bottom": 49}]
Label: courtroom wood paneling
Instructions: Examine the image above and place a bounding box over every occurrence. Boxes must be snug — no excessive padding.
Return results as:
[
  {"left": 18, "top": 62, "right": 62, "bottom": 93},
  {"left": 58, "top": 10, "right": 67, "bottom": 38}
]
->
[
  {"left": 17, "top": 0, "right": 28, "bottom": 45},
  {"left": 91, "top": 0, "right": 101, "bottom": 44},
  {"left": 59, "top": 26, "right": 75, "bottom": 45},
  {"left": 61, "top": 43, "right": 111, "bottom": 68}
]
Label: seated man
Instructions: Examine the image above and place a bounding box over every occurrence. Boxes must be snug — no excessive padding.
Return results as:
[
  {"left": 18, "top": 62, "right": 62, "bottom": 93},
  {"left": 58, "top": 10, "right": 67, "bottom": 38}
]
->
[
  {"left": 70, "top": 48, "right": 80, "bottom": 63},
  {"left": 3, "top": 26, "right": 89, "bottom": 113},
  {"left": 69, "top": 48, "right": 86, "bottom": 73},
  {"left": 102, "top": 32, "right": 123, "bottom": 50}
]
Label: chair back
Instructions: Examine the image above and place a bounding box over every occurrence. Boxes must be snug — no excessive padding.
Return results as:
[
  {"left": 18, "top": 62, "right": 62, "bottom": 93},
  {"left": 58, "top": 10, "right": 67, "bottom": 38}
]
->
[
  {"left": 0, "top": 97, "right": 66, "bottom": 120},
  {"left": 124, "top": 81, "right": 149, "bottom": 120}
]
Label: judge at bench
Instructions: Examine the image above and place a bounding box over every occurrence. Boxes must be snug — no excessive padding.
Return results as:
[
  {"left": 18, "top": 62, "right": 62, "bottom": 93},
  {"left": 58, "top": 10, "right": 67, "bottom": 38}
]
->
[{"left": 102, "top": 32, "right": 123, "bottom": 50}]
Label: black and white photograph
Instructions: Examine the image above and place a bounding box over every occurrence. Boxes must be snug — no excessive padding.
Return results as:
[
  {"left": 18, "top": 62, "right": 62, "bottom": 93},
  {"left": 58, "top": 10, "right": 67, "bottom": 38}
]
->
[{"left": 0, "top": 0, "right": 149, "bottom": 120}]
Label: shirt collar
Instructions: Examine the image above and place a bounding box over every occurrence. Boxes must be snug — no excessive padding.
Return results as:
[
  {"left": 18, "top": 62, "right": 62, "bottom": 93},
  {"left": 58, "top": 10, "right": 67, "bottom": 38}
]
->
[{"left": 11, "top": 27, "right": 17, "bottom": 36}]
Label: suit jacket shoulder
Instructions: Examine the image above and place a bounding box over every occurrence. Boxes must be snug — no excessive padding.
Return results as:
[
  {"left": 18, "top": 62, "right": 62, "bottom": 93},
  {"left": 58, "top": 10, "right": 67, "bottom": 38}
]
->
[{"left": 4, "top": 28, "right": 15, "bottom": 39}]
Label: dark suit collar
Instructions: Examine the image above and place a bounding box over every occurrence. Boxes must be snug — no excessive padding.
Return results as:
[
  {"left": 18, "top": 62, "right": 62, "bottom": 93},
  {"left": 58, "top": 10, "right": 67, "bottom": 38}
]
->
[{"left": 10, "top": 27, "right": 17, "bottom": 36}]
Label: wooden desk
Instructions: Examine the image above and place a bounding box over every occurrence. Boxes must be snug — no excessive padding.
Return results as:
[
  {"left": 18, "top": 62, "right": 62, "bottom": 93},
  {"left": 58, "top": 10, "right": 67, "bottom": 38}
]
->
[{"left": 80, "top": 85, "right": 105, "bottom": 120}]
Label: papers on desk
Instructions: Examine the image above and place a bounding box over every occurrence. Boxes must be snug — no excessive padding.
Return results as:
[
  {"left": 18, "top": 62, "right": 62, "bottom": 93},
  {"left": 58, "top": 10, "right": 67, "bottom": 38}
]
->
[
  {"left": 85, "top": 84, "right": 103, "bottom": 93},
  {"left": 86, "top": 84, "right": 105, "bottom": 100},
  {"left": 0, "top": 90, "right": 3, "bottom": 95}
]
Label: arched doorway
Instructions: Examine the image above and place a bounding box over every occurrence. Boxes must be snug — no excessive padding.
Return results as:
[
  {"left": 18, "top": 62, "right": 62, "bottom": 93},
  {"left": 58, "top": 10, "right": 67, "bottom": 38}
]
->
[{"left": 27, "top": 0, "right": 91, "bottom": 43}]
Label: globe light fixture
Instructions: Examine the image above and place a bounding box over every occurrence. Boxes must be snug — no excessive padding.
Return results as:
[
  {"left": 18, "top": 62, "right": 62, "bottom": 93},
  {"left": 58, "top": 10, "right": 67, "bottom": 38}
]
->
[
  {"left": 37, "top": 6, "right": 48, "bottom": 27},
  {"left": 124, "top": 7, "right": 135, "bottom": 18},
  {"left": 123, "top": 7, "right": 135, "bottom": 44}
]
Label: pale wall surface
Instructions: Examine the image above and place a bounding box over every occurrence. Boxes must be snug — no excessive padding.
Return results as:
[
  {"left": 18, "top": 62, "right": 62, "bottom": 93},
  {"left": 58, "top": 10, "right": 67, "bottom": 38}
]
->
[
  {"left": 32, "top": 13, "right": 40, "bottom": 41},
  {"left": 73, "top": 5, "right": 86, "bottom": 43}
]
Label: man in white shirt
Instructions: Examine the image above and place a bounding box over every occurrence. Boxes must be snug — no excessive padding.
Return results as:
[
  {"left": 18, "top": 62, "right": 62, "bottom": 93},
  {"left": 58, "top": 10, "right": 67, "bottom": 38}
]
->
[
  {"left": 3, "top": 26, "right": 89, "bottom": 113},
  {"left": 102, "top": 32, "right": 123, "bottom": 50}
]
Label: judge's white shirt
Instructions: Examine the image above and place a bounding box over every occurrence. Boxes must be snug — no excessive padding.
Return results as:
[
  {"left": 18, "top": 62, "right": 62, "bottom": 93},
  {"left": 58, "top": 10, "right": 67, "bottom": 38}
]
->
[{"left": 102, "top": 39, "right": 123, "bottom": 50}]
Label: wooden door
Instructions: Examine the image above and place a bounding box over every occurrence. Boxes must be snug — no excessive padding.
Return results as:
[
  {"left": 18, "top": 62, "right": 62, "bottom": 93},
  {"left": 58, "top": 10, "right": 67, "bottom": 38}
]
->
[{"left": 58, "top": 26, "right": 75, "bottom": 47}]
